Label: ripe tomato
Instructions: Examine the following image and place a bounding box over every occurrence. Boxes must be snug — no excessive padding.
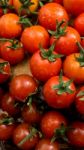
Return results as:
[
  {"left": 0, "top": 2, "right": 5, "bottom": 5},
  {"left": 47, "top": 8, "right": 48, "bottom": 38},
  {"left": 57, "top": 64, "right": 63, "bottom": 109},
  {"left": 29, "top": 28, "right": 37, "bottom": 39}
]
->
[
  {"left": 81, "top": 39, "right": 84, "bottom": 47},
  {"left": 22, "top": 103, "right": 42, "bottom": 124},
  {"left": 21, "top": 25, "right": 49, "bottom": 54},
  {"left": 0, "top": 40, "right": 24, "bottom": 65},
  {"left": 0, "top": 58, "right": 11, "bottom": 84},
  {"left": 1, "top": 93, "right": 20, "bottom": 116},
  {"left": 52, "top": 0, "right": 63, "bottom": 5},
  {"left": 63, "top": 53, "right": 84, "bottom": 84},
  {"left": 75, "top": 86, "right": 84, "bottom": 115},
  {"left": 0, "top": 13, "right": 22, "bottom": 38},
  {"left": 13, "top": 0, "right": 38, "bottom": 15},
  {"left": 38, "top": 3, "right": 69, "bottom": 30},
  {"left": 30, "top": 46, "right": 62, "bottom": 82},
  {"left": 9, "top": 74, "right": 38, "bottom": 102},
  {"left": 43, "top": 76, "right": 76, "bottom": 108},
  {"left": 35, "top": 139, "right": 59, "bottom": 150},
  {"left": 63, "top": 0, "right": 84, "bottom": 16},
  {"left": 67, "top": 122, "right": 84, "bottom": 147},
  {"left": 50, "top": 26, "right": 81, "bottom": 55},
  {"left": 40, "top": 111, "right": 67, "bottom": 138},
  {"left": 74, "top": 13, "right": 84, "bottom": 36},
  {"left": 13, "top": 123, "right": 39, "bottom": 150}
]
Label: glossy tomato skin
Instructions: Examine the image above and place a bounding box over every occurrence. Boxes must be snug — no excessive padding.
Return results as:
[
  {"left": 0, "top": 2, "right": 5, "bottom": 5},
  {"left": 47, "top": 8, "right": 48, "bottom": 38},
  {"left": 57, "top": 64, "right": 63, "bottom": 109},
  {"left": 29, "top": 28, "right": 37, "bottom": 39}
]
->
[
  {"left": 30, "top": 51, "right": 62, "bottom": 82},
  {"left": 1, "top": 93, "right": 20, "bottom": 116},
  {"left": 67, "top": 122, "right": 84, "bottom": 147},
  {"left": 52, "top": 0, "right": 63, "bottom": 5},
  {"left": 9, "top": 74, "right": 38, "bottom": 102},
  {"left": 74, "top": 13, "right": 84, "bottom": 36},
  {"left": 21, "top": 25, "right": 49, "bottom": 54},
  {"left": 63, "top": 53, "right": 84, "bottom": 84},
  {"left": 0, "top": 41, "right": 24, "bottom": 65},
  {"left": 50, "top": 26, "right": 81, "bottom": 56},
  {"left": 22, "top": 103, "right": 42, "bottom": 124},
  {"left": 0, "top": 58, "right": 11, "bottom": 84},
  {"left": 35, "top": 139, "right": 59, "bottom": 150},
  {"left": 38, "top": 3, "right": 69, "bottom": 30},
  {"left": 40, "top": 111, "right": 67, "bottom": 138},
  {"left": 75, "top": 86, "right": 84, "bottom": 115},
  {"left": 63, "top": 0, "right": 84, "bottom": 16},
  {"left": 13, "top": 123, "right": 39, "bottom": 150},
  {"left": 43, "top": 76, "right": 76, "bottom": 108},
  {"left": 0, "top": 13, "right": 22, "bottom": 38}
]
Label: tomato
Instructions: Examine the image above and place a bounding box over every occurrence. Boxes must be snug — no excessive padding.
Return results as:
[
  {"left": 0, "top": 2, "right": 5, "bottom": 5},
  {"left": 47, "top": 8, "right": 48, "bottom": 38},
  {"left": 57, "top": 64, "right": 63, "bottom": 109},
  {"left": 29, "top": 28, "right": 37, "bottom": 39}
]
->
[
  {"left": 9, "top": 74, "right": 38, "bottom": 102},
  {"left": 50, "top": 26, "right": 81, "bottom": 55},
  {"left": 13, "top": 0, "right": 38, "bottom": 15},
  {"left": 75, "top": 86, "right": 84, "bottom": 115},
  {"left": 0, "top": 13, "right": 22, "bottom": 38},
  {"left": 40, "top": 111, "right": 67, "bottom": 138},
  {"left": 67, "top": 122, "right": 84, "bottom": 147},
  {"left": 0, "top": 40, "right": 24, "bottom": 65},
  {"left": 43, "top": 76, "right": 76, "bottom": 108},
  {"left": 22, "top": 102, "right": 42, "bottom": 124},
  {"left": 29, "top": 46, "right": 62, "bottom": 82},
  {"left": 38, "top": 3, "right": 69, "bottom": 30},
  {"left": 35, "top": 139, "right": 59, "bottom": 150},
  {"left": 21, "top": 25, "right": 50, "bottom": 54},
  {"left": 1, "top": 93, "right": 20, "bottom": 116},
  {"left": 63, "top": 53, "right": 84, "bottom": 84},
  {"left": 63, "top": 0, "right": 84, "bottom": 16},
  {"left": 52, "top": 0, "right": 63, "bottom": 5},
  {"left": 0, "top": 58, "right": 11, "bottom": 84},
  {"left": 13, "top": 123, "right": 39, "bottom": 150}
]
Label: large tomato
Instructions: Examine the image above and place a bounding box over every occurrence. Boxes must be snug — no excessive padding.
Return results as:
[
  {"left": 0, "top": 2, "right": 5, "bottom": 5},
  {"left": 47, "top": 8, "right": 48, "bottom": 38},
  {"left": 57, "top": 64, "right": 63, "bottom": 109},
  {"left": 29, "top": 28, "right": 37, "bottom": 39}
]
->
[
  {"left": 21, "top": 25, "right": 50, "bottom": 54},
  {"left": 52, "top": 0, "right": 63, "bottom": 5},
  {"left": 63, "top": 0, "right": 84, "bottom": 16},
  {"left": 38, "top": 3, "right": 69, "bottom": 30}
]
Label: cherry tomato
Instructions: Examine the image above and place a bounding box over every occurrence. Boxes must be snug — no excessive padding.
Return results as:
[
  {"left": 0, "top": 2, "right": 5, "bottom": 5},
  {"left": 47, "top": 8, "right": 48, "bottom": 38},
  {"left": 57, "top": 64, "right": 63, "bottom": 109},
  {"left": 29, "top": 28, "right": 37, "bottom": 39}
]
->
[
  {"left": 22, "top": 102, "right": 42, "bottom": 124},
  {"left": 0, "top": 58, "right": 11, "bottom": 84},
  {"left": 63, "top": 0, "right": 84, "bottom": 16},
  {"left": 1, "top": 93, "right": 20, "bottom": 116},
  {"left": 52, "top": 0, "right": 63, "bottom": 5},
  {"left": 75, "top": 86, "right": 84, "bottom": 115},
  {"left": 67, "top": 122, "right": 84, "bottom": 147},
  {"left": 30, "top": 48, "right": 62, "bottom": 82},
  {"left": 38, "top": 3, "right": 69, "bottom": 30},
  {"left": 9, "top": 74, "right": 38, "bottom": 102},
  {"left": 0, "top": 13, "right": 22, "bottom": 38},
  {"left": 21, "top": 25, "right": 50, "bottom": 54},
  {"left": 40, "top": 111, "right": 67, "bottom": 138},
  {"left": 35, "top": 139, "right": 59, "bottom": 150},
  {"left": 50, "top": 26, "right": 81, "bottom": 55},
  {"left": 13, "top": 123, "right": 39, "bottom": 150},
  {"left": 43, "top": 76, "right": 76, "bottom": 108}
]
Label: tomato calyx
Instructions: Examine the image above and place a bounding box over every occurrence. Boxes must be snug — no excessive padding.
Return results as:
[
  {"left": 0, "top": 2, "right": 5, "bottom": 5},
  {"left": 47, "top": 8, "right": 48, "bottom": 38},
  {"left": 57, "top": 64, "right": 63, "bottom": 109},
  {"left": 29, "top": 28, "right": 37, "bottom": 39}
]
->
[
  {"left": 76, "top": 42, "right": 84, "bottom": 67},
  {"left": 18, "top": 15, "right": 33, "bottom": 28},
  {"left": 53, "top": 71, "right": 74, "bottom": 95},
  {"left": 40, "top": 43, "right": 63, "bottom": 62},
  {"left": 0, "top": 117, "right": 14, "bottom": 125},
  {"left": 0, "top": 61, "right": 9, "bottom": 74},
  {"left": 0, "top": 0, "right": 14, "bottom": 14},
  {"left": 77, "top": 90, "right": 84, "bottom": 101},
  {"left": 39, "top": 0, "right": 52, "bottom": 7},
  {"left": 48, "top": 20, "right": 67, "bottom": 39}
]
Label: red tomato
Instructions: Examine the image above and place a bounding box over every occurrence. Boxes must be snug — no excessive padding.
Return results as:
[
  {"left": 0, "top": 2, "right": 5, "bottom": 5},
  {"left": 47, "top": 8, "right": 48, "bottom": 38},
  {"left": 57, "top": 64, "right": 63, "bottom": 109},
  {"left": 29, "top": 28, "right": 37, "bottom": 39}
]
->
[
  {"left": 9, "top": 74, "right": 38, "bottom": 102},
  {"left": 40, "top": 111, "right": 67, "bottom": 138},
  {"left": 50, "top": 26, "right": 81, "bottom": 55},
  {"left": 38, "top": 3, "right": 69, "bottom": 30},
  {"left": 81, "top": 39, "right": 84, "bottom": 48},
  {"left": 35, "top": 139, "right": 59, "bottom": 150},
  {"left": 75, "top": 86, "right": 84, "bottom": 115},
  {"left": 1, "top": 93, "right": 20, "bottom": 116},
  {"left": 13, "top": 123, "right": 39, "bottom": 150},
  {"left": 0, "top": 40, "right": 24, "bottom": 65},
  {"left": 67, "top": 122, "right": 84, "bottom": 147},
  {"left": 0, "top": 58, "right": 11, "bottom": 84},
  {"left": 43, "top": 76, "right": 76, "bottom": 108},
  {"left": 74, "top": 13, "right": 84, "bottom": 36},
  {"left": 22, "top": 103, "right": 42, "bottom": 124},
  {"left": 63, "top": 0, "right": 84, "bottom": 16},
  {"left": 0, "top": 13, "right": 22, "bottom": 38},
  {"left": 21, "top": 25, "right": 50, "bottom": 54},
  {"left": 52, "top": 0, "right": 63, "bottom": 5},
  {"left": 30, "top": 48, "right": 62, "bottom": 82}
]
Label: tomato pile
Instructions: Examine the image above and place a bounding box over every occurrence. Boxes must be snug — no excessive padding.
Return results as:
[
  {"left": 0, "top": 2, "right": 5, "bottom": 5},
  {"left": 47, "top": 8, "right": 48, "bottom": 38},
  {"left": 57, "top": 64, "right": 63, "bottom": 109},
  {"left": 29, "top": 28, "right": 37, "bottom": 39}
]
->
[{"left": 0, "top": 0, "right": 84, "bottom": 150}]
